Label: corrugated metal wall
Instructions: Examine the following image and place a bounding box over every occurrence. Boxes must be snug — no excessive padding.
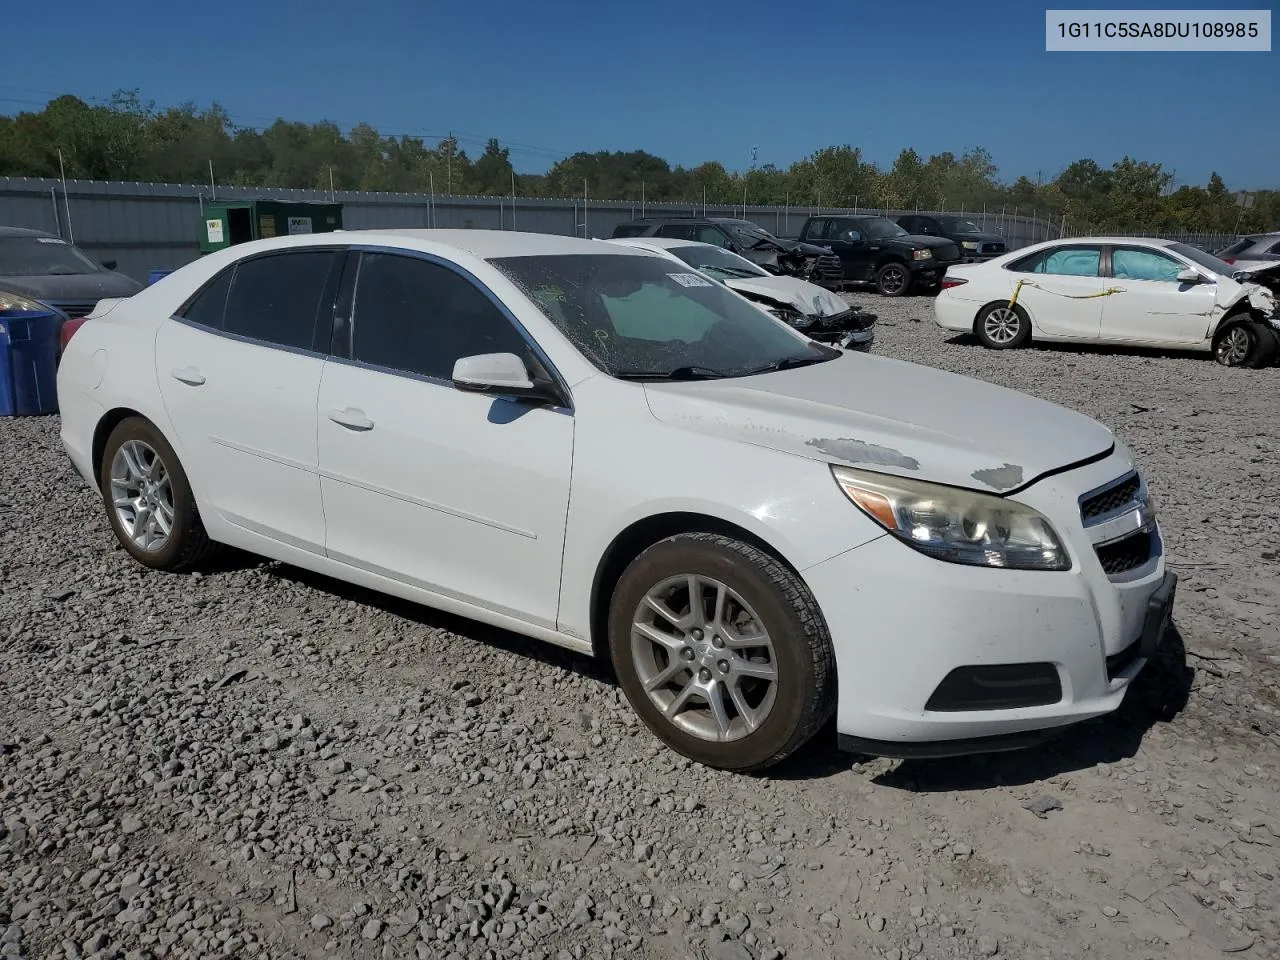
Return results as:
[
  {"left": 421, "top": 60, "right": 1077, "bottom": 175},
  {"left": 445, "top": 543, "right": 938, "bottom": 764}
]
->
[{"left": 1, "top": 176, "right": 1071, "bottom": 282}]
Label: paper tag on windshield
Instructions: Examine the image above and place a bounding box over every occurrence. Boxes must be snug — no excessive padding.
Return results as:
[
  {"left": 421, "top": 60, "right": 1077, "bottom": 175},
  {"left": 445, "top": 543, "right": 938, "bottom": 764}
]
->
[
  {"left": 668, "top": 272, "right": 712, "bottom": 288},
  {"left": 37, "top": 237, "right": 67, "bottom": 244}
]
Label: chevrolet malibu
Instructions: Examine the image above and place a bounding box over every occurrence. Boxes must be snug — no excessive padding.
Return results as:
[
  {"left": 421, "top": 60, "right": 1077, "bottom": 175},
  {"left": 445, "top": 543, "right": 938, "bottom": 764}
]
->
[{"left": 56, "top": 230, "right": 1176, "bottom": 772}]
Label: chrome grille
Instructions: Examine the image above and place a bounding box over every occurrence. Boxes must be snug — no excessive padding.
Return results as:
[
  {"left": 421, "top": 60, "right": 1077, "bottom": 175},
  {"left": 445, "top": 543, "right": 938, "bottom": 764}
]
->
[{"left": 1081, "top": 472, "right": 1142, "bottom": 525}]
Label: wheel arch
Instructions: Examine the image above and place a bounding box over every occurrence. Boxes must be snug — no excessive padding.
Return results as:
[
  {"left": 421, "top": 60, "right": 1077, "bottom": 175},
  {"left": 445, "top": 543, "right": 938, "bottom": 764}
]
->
[
  {"left": 92, "top": 407, "right": 150, "bottom": 482},
  {"left": 587, "top": 511, "right": 805, "bottom": 668}
]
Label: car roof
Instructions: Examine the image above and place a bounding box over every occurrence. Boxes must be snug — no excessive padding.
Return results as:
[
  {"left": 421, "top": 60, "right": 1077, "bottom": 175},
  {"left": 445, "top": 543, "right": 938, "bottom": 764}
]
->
[
  {"left": 238, "top": 228, "right": 647, "bottom": 260},
  {"left": 0, "top": 225, "right": 61, "bottom": 239}
]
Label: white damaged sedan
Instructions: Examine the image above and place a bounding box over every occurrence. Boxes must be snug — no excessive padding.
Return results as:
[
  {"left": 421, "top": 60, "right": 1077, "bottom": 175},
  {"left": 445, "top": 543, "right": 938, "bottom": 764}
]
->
[{"left": 57, "top": 229, "right": 1175, "bottom": 771}]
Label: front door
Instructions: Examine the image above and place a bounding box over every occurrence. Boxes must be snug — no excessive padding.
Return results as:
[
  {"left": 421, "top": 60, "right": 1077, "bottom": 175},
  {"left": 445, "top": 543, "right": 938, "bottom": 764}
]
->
[
  {"left": 1101, "top": 245, "right": 1217, "bottom": 345},
  {"left": 824, "top": 220, "right": 874, "bottom": 282},
  {"left": 316, "top": 250, "right": 574, "bottom": 629},
  {"left": 153, "top": 249, "right": 340, "bottom": 553},
  {"left": 1007, "top": 244, "right": 1107, "bottom": 340}
]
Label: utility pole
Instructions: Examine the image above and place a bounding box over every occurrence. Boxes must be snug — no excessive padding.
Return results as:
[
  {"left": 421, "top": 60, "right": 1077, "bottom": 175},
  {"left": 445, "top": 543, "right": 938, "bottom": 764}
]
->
[
  {"left": 510, "top": 168, "right": 517, "bottom": 230},
  {"left": 447, "top": 132, "right": 453, "bottom": 195}
]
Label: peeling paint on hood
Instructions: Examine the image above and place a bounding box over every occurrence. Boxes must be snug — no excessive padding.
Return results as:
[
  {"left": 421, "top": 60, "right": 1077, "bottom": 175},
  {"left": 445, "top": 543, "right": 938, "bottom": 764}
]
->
[
  {"left": 642, "top": 352, "right": 1116, "bottom": 493},
  {"left": 722, "top": 275, "right": 849, "bottom": 317}
]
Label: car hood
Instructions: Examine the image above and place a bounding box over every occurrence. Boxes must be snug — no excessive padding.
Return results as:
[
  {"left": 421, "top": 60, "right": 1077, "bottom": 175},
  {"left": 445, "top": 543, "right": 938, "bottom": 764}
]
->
[
  {"left": 769, "top": 237, "right": 831, "bottom": 257},
  {"left": 951, "top": 231, "right": 1005, "bottom": 245},
  {"left": 0, "top": 272, "right": 143, "bottom": 302},
  {"left": 723, "top": 275, "right": 849, "bottom": 317},
  {"left": 897, "top": 235, "right": 959, "bottom": 251},
  {"left": 642, "top": 352, "right": 1116, "bottom": 493}
]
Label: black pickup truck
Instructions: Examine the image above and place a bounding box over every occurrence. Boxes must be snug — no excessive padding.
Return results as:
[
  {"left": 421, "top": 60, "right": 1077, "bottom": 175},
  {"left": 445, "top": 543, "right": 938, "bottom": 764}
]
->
[
  {"left": 795, "top": 215, "right": 962, "bottom": 296},
  {"left": 895, "top": 214, "right": 1008, "bottom": 262}
]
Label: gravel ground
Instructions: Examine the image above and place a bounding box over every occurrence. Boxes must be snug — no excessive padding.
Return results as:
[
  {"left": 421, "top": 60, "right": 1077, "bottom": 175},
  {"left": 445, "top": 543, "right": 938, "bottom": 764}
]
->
[{"left": 2, "top": 292, "right": 1279, "bottom": 960}]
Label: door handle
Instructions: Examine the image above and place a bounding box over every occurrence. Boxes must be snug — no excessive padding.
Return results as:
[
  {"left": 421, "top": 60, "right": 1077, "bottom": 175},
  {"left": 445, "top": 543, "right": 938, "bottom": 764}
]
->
[
  {"left": 327, "top": 407, "right": 375, "bottom": 431},
  {"left": 170, "top": 366, "right": 205, "bottom": 386}
]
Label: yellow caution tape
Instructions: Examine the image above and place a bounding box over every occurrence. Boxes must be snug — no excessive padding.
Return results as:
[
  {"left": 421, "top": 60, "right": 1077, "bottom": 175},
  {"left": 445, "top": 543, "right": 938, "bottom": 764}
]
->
[{"left": 1009, "top": 278, "right": 1123, "bottom": 309}]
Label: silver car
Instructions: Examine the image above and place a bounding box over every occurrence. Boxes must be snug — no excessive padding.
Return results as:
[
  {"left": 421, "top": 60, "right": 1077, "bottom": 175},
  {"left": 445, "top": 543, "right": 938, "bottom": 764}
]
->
[{"left": 1217, "top": 232, "right": 1280, "bottom": 273}]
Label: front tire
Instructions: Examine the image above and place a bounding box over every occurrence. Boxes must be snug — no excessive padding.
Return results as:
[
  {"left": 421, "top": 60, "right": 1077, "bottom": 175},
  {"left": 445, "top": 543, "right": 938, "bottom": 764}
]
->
[
  {"left": 608, "top": 533, "right": 837, "bottom": 772},
  {"left": 99, "top": 417, "right": 216, "bottom": 571},
  {"left": 875, "top": 262, "right": 912, "bottom": 297},
  {"left": 975, "top": 301, "right": 1031, "bottom": 349},
  {"left": 1215, "top": 319, "right": 1278, "bottom": 368}
]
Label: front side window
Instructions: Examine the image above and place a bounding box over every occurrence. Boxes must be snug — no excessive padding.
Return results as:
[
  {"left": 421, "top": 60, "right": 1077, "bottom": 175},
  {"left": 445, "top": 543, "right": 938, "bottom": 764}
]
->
[
  {"left": 0, "top": 236, "right": 102, "bottom": 277},
  {"left": 693, "top": 226, "right": 730, "bottom": 247},
  {"left": 491, "top": 253, "right": 832, "bottom": 380},
  {"left": 222, "top": 250, "right": 338, "bottom": 350},
  {"left": 1167, "top": 242, "right": 1234, "bottom": 278},
  {"left": 803, "top": 219, "right": 829, "bottom": 240},
  {"left": 723, "top": 220, "right": 779, "bottom": 249},
  {"left": 1110, "top": 247, "right": 1183, "bottom": 282},
  {"left": 351, "top": 253, "right": 528, "bottom": 381},
  {"left": 938, "top": 217, "right": 982, "bottom": 233},
  {"left": 1014, "top": 246, "right": 1101, "bottom": 277}
]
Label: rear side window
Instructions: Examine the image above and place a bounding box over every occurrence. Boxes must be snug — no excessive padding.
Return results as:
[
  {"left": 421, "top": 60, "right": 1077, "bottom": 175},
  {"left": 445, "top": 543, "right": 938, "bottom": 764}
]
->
[
  {"left": 1266, "top": 238, "right": 1280, "bottom": 254},
  {"left": 351, "top": 253, "right": 529, "bottom": 381},
  {"left": 1217, "top": 238, "right": 1254, "bottom": 257},
  {"left": 657, "top": 223, "right": 700, "bottom": 241},
  {"left": 178, "top": 269, "right": 233, "bottom": 329},
  {"left": 802, "top": 219, "right": 829, "bottom": 240},
  {"left": 1011, "top": 246, "right": 1101, "bottom": 277},
  {"left": 222, "top": 250, "right": 338, "bottom": 351}
]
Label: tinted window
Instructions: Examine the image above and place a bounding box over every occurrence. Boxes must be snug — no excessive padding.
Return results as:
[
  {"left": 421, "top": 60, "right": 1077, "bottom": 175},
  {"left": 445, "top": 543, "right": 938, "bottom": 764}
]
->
[
  {"left": 1267, "top": 239, "right": 1280, "bottom": 254},
  {"left": 351, "top": 253, "right": 528, "bottom": 381},
  {"left": 657, "top": 223, "right": 700, "bottom": 241},
  {"left": 222, "top": 251, "right": 337, "bottom": 350},
  {"left": 829, "top": 220, "right": 863, "bottom": 241},
  {"left": 1012, "top": 246, "right": 1101, "bottom": 277},
  {"left": 178, "top": 269, "right": 233, "bottom": 328},
  {"left": 1216, "top": 238, "right": 1254, "bottom": 257},
  {"left": 612, "top": 224, "right": 650, "bottom": 238},
  {"left": 693, "top": 226, "right": 730, "bottom": 247},
  {"left": 1111, "top": 247, "right": 1183, "bottom": 282},
  {"left": 0, "top": 236, "right": 102, "bottom": 277},
  {"left": 803, "top": 219, "right": 829, "bottom": 240}
]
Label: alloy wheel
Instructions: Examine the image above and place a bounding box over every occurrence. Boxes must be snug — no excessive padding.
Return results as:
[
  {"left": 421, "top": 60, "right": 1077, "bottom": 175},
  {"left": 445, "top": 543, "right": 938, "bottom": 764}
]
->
[
  {"left": 983, "top": 307, "right": 1022, "bottom": 345},
  {"left": 630, "top": 574, "right": 778, "bottom": 743},
  {"left": 109, "top": 439, "right": 174, "bottom": 552},
  {"left": 1216, "top": 326, "right": 1251, "bottom": 365}
]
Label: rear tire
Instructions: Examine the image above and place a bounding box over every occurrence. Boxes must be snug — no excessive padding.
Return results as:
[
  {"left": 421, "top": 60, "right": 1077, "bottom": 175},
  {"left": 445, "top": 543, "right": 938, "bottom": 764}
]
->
[
  {"left": 99, "top": 417, "right": 217, "bottom": 571},
  {"left": 975, "top": 302, "right": 1031, "bottom": 349},
  {"left": 608, "top": 532, "right": 836, "bottom": 772},
  {"left": 875, "top": 262, "right": 912, "bottom": 297}
]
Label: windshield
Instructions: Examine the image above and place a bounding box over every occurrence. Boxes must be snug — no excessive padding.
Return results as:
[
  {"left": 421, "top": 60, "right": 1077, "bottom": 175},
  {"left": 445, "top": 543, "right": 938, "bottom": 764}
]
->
[
  {"left": 0, "top": 236, "right": 102, "bottom": 277},
  {"left": 860, "top": 218, "right": 909, "bottom": 240},
  {"left": 938, "top": 217, "right": 982, "bottom": 234},
  {"left": 1169, "top": 242, "right": 1238, "bottom": 278},
  {"left": 490, "top": 253, "right": 833, "bottom": 379},
  {"left": 721, "top": 220, "right": 778, "bottom": 249},
  {"left": 667, "top": 244, "right": 770, "bottom": 280}
]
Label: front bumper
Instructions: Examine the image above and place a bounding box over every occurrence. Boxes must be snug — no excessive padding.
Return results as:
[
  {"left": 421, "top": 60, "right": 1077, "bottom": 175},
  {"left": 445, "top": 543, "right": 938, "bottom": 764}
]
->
[{"left": 802, "top": 452, "right": 1172, "bottom": 754}]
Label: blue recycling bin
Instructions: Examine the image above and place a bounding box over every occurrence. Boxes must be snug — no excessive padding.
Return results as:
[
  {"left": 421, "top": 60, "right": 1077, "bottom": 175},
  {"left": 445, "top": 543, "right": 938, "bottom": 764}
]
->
[
  {"left": 0, "top": 310, "right": 61, "bottom": 416},
  {"left": 147, "top": 268, "right": 174, "bottom": 285}
]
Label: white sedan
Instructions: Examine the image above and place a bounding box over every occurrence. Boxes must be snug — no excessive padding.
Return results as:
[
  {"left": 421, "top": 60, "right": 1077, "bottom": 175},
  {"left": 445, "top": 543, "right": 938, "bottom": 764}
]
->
[
  {"left": 934, "top": 236, "right": 1280, "bottom": 367},
  {"left": 604, "top": 236, "right": 876, "bottom": 350},
  {"left": 58, "top": 229, "right": 1174, "bottom": 771}
]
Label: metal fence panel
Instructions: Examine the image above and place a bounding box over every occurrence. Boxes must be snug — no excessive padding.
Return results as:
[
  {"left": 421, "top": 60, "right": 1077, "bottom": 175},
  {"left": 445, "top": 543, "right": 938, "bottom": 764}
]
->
[{"left": 0, "top": 175, "right": 1247, "bottom": 281}]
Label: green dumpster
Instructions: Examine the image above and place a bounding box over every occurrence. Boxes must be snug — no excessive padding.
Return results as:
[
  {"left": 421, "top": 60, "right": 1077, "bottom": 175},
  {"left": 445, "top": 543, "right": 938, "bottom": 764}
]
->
[{"left": 200, "top": 200, "right": 343, "bottom": 253}]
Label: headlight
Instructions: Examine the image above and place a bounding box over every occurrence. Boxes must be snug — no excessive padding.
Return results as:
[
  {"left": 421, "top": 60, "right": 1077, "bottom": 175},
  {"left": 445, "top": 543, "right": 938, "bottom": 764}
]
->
[
  {"left": 831, "top": 465, "right": 1070, "bottom": 571},
  {"left": 912, "top": 249, "right": 933, "bottom": 261},
  {"left": 961, "top": 241, "right": 979, "bottom": 250},
  {"left": 0, "top": 291, "right": 53, "bottom": 313}
]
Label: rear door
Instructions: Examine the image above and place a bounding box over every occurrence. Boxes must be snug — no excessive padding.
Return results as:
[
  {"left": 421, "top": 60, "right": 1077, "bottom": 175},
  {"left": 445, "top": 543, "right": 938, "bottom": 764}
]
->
[
  {"left": 154, "top": 248, "right": 342, "bottom": 553},
  {"left": 1100, "top": 245, "right": 1217, "bottom": 345},
  {"left": 1005, "top": 244, "right": 1106, "bottom": 340},
  {"left": 315, "top": 249, "right": 574, "bottom": 628}
]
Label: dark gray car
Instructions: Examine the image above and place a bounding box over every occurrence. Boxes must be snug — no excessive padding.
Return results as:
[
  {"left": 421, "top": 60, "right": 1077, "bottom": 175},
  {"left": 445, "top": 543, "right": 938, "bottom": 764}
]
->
[{"left": 0, "top": 226, "right": 143, "bottom": 319}]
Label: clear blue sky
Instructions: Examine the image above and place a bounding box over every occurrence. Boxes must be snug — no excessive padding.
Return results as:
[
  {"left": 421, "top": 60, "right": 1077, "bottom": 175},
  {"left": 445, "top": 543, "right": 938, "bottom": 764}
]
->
[{"left": 4, "top": 0, "right": 1278, "bottom": 189}]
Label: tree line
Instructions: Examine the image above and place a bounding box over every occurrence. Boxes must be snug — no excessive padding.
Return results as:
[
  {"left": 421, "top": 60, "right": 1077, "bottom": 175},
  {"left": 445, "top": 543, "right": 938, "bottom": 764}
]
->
[{"left": 2, "top": 91, "right": 1276, "bottom": 234}]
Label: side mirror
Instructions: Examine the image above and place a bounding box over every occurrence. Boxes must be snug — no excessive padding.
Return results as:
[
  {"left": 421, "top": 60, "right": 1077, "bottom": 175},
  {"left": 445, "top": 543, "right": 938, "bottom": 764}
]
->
[
  {"left": 452, "top": 352, "right": 563, "bottom": 405},
  {"left": 102, "top": 260, "right": 118, "bottom": 271},
  {"left": 1176, "top": 267, "right": 1205, "bottom": 284}
]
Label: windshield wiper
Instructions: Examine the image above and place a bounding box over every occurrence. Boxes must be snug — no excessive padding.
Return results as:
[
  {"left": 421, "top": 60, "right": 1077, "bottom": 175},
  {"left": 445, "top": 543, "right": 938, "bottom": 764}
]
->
[
  {"left": 614, "top": 365, "right": 728, "bottom": 381},
  {"left": 739, "top": 351, "right": 839, "bottom": 377}
]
